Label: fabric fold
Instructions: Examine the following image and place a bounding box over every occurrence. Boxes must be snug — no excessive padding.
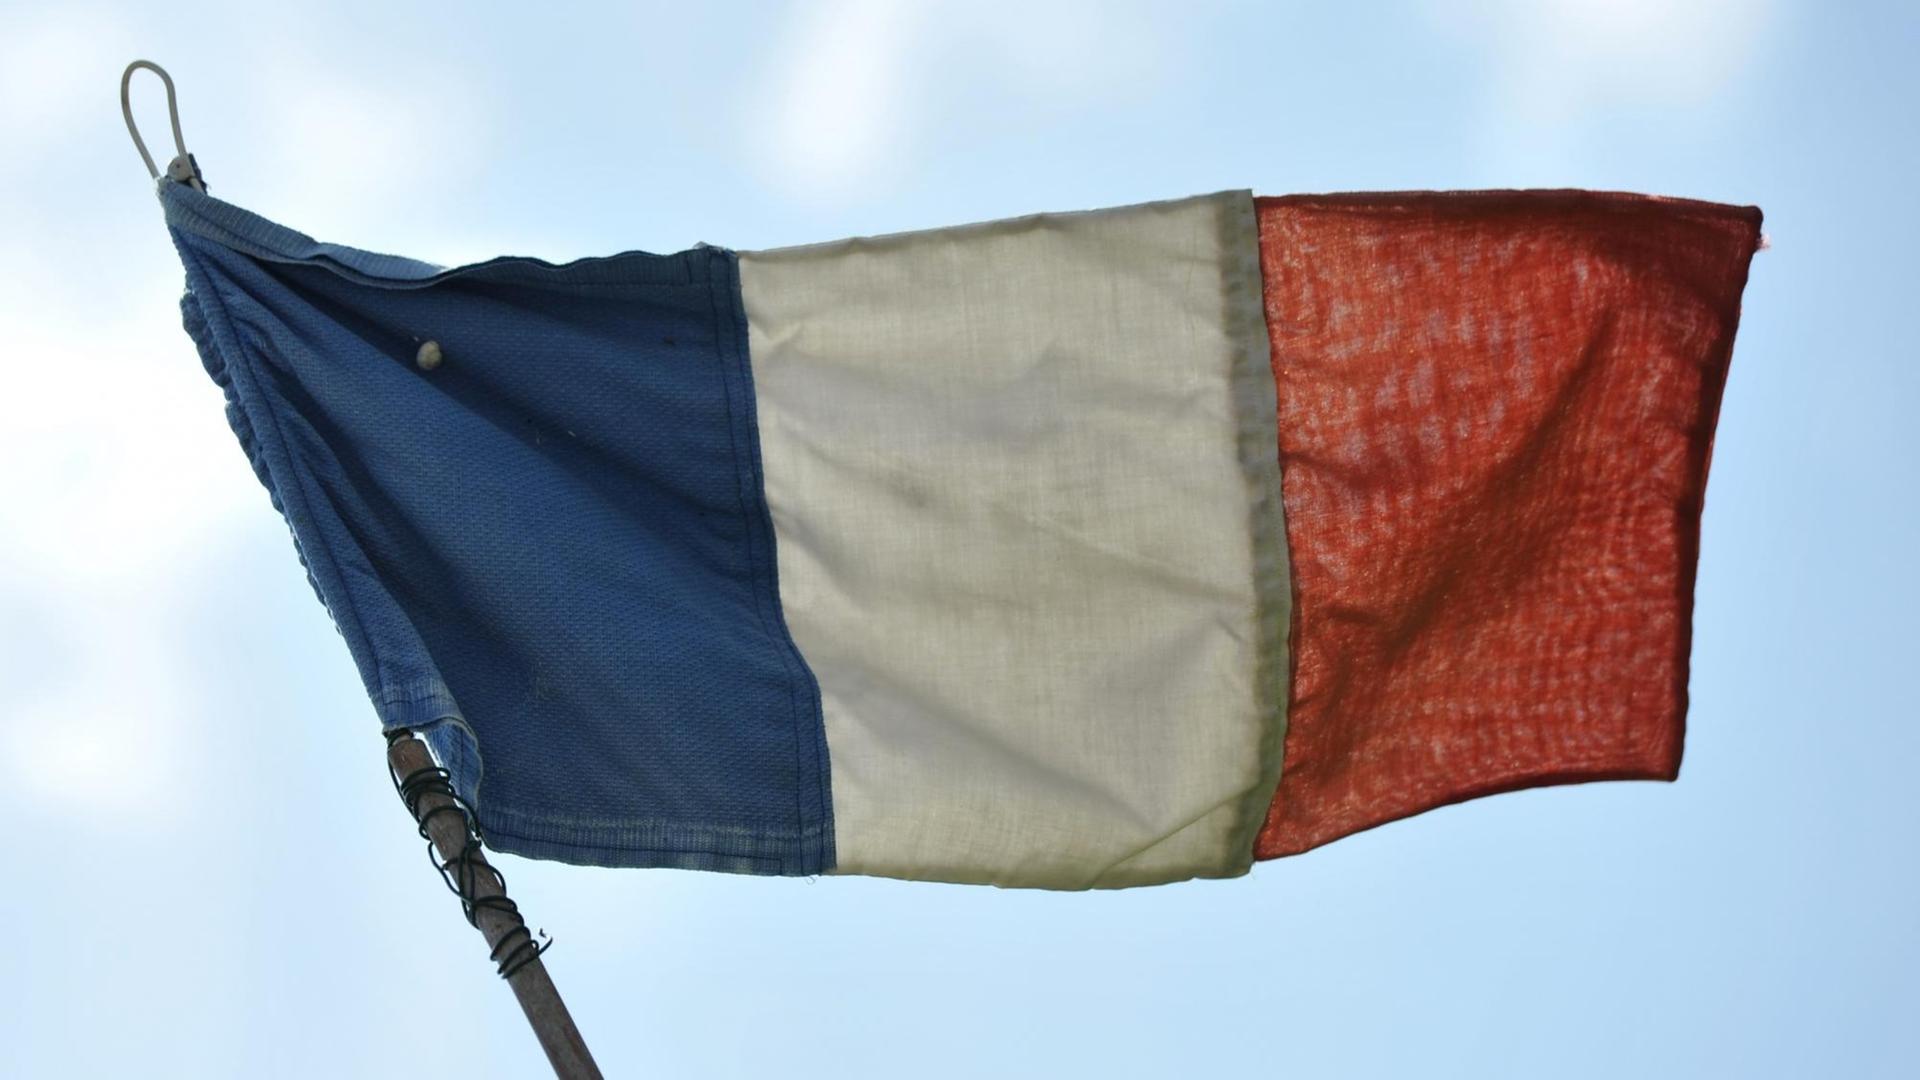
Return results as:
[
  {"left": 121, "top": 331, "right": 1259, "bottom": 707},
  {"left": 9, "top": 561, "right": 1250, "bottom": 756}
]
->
[
  {"left": 739, "top": 191, "right": 1291, "bottom": 888},
  {"left": 1251, "top": 191, "right": 1762, "bottom": 857},
  {"left": 162, "top": 180, "right": 834, "bottom": 876}
]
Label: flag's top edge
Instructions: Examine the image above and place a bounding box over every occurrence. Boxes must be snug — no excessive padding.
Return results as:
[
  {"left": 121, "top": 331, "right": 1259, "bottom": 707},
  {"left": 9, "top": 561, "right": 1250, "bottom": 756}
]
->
[
  {"left": 155, "top": 178, "right": 716, "bottom": 290},
  {"left": 1257, "top": 188, "right": 1762, "bottom": 231},
  {"left": 740, "top": 189, "right": 1258, "bottom": 261}
]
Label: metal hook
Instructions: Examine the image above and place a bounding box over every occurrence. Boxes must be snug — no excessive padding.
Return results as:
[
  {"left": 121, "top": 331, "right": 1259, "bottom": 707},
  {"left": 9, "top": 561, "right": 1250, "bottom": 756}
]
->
[{"left": 121, "top": 60, "right": 205, "bottom": 191}]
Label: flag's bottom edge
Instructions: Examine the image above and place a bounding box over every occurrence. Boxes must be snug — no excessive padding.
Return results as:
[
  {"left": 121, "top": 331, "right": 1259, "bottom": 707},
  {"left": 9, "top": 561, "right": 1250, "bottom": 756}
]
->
[
  {"left": 1256, "top": 759, "right": 1682, "bottom": 860},
  {"left": 823, "top": 860, "right": 1257, "bottom": 891},
  {"left": 478, "top": 812, "right": 835, "bottom": 877},
  {"left": 395, "top": 715, "right": 833, "bottom": 877}
]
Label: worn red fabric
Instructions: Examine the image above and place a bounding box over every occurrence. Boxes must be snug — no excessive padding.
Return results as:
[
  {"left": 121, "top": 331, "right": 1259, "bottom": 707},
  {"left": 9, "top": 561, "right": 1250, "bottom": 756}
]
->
[{"left": 1254, "top": 192, "right": 1762, "bottom": 858}]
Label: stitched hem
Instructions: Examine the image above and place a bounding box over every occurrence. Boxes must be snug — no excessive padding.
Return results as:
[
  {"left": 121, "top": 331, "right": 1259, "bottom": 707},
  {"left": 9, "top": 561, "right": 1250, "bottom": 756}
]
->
[
  {"left": 1217, "top": 189, "right": 1293, "bottom": 876},
  {"left": 709, "top": 253, "right": 837, "bottom": 875},
  {"left": 479, "top": 806, "right": 835, "bottom": 876}
]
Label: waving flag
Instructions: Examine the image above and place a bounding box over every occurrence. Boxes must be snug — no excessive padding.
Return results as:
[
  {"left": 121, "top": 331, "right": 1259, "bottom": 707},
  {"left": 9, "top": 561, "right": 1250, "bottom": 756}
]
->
[{"left": 158, "top": 180, "right": 1760, "bottom": 889}]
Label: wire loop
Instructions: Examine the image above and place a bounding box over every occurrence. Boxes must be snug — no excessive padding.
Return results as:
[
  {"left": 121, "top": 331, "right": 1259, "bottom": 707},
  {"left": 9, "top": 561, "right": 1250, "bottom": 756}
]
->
[{"left": 120, "top": 60, "right": 206, "bottom": 190}]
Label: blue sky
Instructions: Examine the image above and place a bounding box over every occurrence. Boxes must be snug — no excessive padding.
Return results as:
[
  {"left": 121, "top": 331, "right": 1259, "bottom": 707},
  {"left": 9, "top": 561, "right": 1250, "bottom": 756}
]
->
[{"left": 1, "top": 1, "right": 1914, "bottom": 1076}]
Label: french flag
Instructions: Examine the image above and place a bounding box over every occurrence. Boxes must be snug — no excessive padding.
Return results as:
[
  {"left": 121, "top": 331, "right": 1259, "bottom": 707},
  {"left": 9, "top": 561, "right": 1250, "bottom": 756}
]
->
[{"left": 159, "top": 180, "right": 1761, "bottom": 889}]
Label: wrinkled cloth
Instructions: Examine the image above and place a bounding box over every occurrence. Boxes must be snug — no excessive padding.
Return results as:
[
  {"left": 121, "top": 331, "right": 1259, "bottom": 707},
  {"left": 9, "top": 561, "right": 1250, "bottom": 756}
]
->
[
  {"left": 1252, "top": 191, "right": 1762, "bottom": 856},
  {"left": 165, "top": 180, "right": 833, "bottom": 874},
  {"left": 157, "top": 177, "right": 1763, "bottom": 887},
  {"left": 741, "top": 191, "right": 1289, "bottom": 887}
]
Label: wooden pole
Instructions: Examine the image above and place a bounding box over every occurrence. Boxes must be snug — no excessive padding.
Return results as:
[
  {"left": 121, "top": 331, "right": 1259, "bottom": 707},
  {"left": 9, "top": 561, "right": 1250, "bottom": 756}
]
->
[{"left": 386, "top": 731, "right": 603, "bottom": 1080}]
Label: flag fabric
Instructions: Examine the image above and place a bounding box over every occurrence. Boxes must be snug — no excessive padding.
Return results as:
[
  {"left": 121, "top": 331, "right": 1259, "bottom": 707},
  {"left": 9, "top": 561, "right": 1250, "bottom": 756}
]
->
[
  {"left": 156, "top": 179, "right": 1760, "bottom": 889},
  {"left": 1250, "top": 192, "right": 1762, "bottom": 858},
  {"left": 168, "top": 186, "right": 836, "bottom": 876},
  {"left": 738, "top": 193, "right": 1288, "bottom": 887}
]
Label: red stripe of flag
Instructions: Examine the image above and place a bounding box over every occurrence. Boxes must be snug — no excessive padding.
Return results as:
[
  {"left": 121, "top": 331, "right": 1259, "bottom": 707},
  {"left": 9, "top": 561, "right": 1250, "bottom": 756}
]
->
[{"left": 1254, "top": 191, "right": 1763, "bottom": 857}]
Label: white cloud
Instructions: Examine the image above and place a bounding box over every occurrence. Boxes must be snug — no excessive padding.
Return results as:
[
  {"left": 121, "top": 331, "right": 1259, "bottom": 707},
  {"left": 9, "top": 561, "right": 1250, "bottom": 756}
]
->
[
  {"left": 1439, "top": 0, "right": 1775, "bottom": 121},
  {"left": 744, "top": 0, "right": 1175, "bottom": 203},
  {"left": 0, "top": 268, "right": 250, "bottom": 823},
  {"left": 0, "top": 6, "right": 136, "bottom": 151},
  {"left": 953, "top": 0, "right": 1165, "bottom": 103},
  {"left": 1, "top": 599, "right": 201, "bottom": 821},
  {"left": 0, "top": 281, "right": 256, "bottom": 584},
  {"left": 748, "top": 0, "right": 926, "bottom": 201},
  {"left": 245, "top": 55, "right": 495, "bottom": 253}
]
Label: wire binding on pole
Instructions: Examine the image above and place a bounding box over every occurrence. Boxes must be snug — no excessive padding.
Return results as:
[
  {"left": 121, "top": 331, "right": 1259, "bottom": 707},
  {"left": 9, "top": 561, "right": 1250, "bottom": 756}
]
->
[{"left": 386, "top": 729, "right": 553, "bottom": 979}]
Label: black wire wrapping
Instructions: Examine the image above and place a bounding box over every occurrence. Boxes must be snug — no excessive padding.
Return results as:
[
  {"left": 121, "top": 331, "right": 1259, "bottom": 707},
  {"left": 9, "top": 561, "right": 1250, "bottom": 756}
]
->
[{"left": 385, "top": 728, "right": 553, "bottom": 980}]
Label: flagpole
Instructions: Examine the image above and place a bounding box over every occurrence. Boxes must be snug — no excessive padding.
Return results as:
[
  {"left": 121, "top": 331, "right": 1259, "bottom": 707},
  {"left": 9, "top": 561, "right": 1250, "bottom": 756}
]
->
[{"left": 385, "top": 730, "right": 603, "bottom": 1080}]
